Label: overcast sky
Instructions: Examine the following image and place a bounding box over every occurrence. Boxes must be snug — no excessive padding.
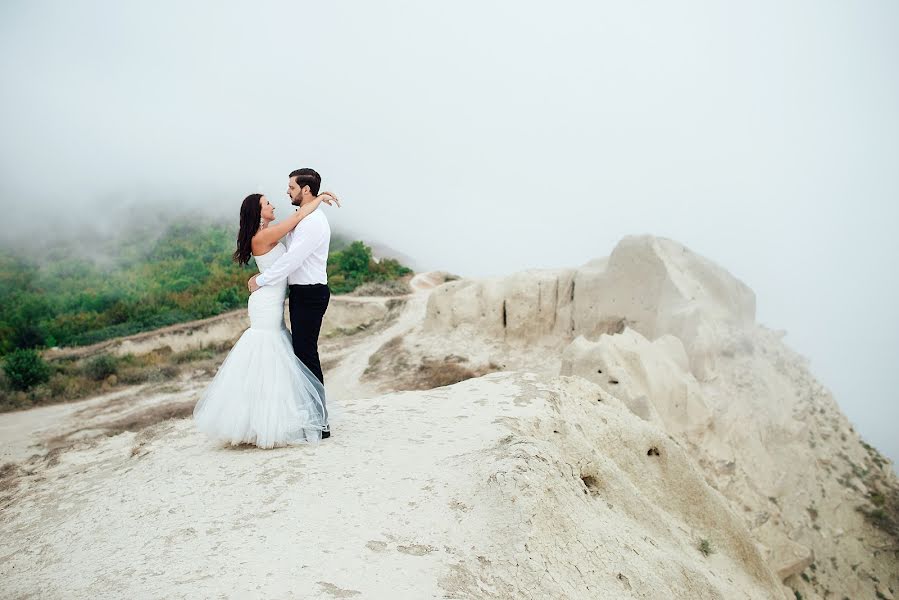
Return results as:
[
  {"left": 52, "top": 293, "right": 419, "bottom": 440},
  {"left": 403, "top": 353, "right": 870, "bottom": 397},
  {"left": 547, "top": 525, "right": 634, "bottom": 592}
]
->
[{"left": 2, "top": 1, "right": 897, "bottom": 464}]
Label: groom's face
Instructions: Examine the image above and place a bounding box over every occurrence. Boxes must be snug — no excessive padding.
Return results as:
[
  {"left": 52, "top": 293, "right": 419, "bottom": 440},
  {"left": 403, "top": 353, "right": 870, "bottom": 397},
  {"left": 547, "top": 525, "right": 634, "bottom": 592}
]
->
[{"left": 287, "top": 177, "right": 304, "bottom": 206}]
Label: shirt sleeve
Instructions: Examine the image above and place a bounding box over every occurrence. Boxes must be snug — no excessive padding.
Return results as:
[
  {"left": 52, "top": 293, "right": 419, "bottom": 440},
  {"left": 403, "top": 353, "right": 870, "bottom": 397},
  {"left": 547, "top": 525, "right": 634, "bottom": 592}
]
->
[{"left": 255, "top": 217, "right": 326, "bottom": 287}]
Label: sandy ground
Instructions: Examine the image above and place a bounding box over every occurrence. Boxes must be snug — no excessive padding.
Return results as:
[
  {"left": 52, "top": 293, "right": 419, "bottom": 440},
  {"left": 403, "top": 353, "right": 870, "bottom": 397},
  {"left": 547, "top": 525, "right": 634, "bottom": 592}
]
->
[
  {"left": 1, "top": 375, "right": 525, "bottom": 599},
  {"left": 0, "top": 371, "right": 788, "bottom": 599}
]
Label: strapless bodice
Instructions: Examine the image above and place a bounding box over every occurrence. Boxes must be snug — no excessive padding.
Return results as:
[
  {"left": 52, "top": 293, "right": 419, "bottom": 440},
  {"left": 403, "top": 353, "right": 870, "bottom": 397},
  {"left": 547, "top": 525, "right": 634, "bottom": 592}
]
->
[{"left": 253, "top": 243, "right": 286, "bottom": 273}]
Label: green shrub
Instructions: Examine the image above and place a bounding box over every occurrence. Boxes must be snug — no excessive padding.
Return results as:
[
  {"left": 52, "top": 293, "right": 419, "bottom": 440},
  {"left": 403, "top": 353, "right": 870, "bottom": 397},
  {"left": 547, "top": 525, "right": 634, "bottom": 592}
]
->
[
  {"left": 172, "top": 347, "right": 218, "bottom": 364},
  {"left": 147, "top": 364, "right": 180, "bottom": 382},
  {"left": 327, "top": 241, "right": 413, "bottom": 294},
  {"left": 118, "top": 368, "right": 152, "bottom": 385},
  {"left": 215, "top": 287, "right": 242, "bottom": 310},
  {"left": 2, "top": 349, "right": 51, "bottom": 391},
  {"left": 83, "top": 354, "right": 119, "bottom": 381}
]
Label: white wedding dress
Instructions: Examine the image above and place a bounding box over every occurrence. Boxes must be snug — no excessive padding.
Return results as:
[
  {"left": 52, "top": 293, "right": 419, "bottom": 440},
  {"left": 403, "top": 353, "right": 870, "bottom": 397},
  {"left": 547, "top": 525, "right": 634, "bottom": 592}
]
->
[{"left": 193, "top": 243, "right": 329, "bottom": 448}]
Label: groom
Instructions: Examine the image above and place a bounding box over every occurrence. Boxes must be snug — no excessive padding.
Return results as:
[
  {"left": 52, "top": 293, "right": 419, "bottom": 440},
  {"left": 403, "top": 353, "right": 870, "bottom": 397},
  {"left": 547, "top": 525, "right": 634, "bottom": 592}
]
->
[{"left": 248, "top": 167, "right": 332, "bottom": 438}]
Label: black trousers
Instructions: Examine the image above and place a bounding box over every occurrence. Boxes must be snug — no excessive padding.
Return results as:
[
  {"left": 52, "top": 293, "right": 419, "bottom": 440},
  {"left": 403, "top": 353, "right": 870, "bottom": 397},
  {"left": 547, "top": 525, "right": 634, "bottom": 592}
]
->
[{"left": 288, "top": 283, "right": 330, "bottom": 385}]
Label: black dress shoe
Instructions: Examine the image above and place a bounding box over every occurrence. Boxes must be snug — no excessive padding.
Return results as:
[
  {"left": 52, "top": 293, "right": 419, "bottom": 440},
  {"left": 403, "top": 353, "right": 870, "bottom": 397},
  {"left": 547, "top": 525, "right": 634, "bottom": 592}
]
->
[{"left": 321, "top": 429, "right": 331, "bottom": 439}]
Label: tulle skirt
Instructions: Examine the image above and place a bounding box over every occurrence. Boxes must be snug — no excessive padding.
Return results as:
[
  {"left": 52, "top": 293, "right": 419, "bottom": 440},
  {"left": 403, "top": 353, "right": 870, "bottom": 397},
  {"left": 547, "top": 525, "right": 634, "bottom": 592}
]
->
[{"left": 193, "top": 325, "right": 329, "bottom": 448}]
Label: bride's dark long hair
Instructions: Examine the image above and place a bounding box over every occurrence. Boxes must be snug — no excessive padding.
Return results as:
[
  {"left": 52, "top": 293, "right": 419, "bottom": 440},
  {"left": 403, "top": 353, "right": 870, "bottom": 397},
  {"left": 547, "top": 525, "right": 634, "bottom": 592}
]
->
[{"left": 233, "top": 193, "right": 264, "bottom": 266}]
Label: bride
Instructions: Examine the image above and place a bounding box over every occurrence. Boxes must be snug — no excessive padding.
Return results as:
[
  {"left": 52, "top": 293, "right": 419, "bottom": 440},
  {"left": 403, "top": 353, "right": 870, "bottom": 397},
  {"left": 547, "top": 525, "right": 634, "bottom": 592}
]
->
[{"left": 193, "top": 190, "right": 340, "bottom": 448}]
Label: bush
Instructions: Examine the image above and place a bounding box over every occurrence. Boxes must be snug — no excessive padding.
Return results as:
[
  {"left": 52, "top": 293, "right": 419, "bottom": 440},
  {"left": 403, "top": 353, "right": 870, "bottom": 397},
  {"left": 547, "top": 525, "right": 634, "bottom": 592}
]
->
[
  {"left": 83, "top": 354, "right": 119, "bottom": 381},
  {"left": 147, "top": 364, "right": 180, "bottom": 382},
  {"left": 327, "top": 241, "right": 413, "bottom": 294},
  {"left": 215, "top": 286, "right": 242, "bottom": 310},
  {"left": 118, "top": 368, "right": 152, "bottom": 385},
  {"left": 3, "top": 349, "right": 51, "bottom": 391},
  {"left": 171, "top": 347, "right": 218, "bottom": 364}
]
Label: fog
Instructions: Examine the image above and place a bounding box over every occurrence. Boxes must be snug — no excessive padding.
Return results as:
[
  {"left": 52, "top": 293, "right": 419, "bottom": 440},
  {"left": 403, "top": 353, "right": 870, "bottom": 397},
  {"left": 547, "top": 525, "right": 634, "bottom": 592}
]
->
[{"left": 2, "top": 1, "right": 897, "bottom": 464}]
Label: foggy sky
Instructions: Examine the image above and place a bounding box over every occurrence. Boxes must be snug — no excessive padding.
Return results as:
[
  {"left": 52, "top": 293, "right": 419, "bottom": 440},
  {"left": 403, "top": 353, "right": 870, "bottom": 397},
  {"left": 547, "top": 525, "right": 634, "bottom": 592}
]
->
[{"left": 2, "top": 1, "right": 897, "bottom": 464}]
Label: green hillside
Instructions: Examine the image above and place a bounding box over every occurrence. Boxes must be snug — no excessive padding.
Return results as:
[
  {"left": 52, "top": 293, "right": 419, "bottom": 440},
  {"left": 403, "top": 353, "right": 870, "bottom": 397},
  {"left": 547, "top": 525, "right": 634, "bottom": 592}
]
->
[{"left": 0, "top": 223, "right": 411, "bottom": 355}]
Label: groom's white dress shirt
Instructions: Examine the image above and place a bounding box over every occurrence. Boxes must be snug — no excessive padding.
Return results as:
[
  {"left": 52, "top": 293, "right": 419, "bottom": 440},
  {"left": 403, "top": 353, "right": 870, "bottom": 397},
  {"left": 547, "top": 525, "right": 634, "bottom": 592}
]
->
[{"left": 255, "top": 208, "right": 330, "bottom": 287}]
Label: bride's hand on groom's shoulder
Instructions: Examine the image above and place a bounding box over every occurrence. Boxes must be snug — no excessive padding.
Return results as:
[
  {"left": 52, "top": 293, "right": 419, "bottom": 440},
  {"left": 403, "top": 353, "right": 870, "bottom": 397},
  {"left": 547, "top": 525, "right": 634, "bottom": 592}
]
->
[{"left": 317, "top": 191, "right": 341, "bottom": 208}]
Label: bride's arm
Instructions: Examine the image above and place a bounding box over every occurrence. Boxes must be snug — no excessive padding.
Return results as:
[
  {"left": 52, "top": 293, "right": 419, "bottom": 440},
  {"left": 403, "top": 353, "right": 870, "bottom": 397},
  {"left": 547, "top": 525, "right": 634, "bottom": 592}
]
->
[{"left": 255, "top": 192, "right": 340, "bottom": 244}]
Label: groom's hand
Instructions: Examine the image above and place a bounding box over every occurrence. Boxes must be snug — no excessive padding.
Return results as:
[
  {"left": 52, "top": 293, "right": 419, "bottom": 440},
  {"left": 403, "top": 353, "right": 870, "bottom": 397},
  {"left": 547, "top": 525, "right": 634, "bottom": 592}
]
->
[{"left": 248, "top": 275, "right": 261, "bottom": 293}]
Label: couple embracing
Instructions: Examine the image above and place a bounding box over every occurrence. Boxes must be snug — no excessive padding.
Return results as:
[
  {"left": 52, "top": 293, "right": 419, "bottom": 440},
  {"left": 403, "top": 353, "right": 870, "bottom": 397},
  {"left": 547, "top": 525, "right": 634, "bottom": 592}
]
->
[{"left": 193, "top": 168, "right": 341, "bottom": 447}]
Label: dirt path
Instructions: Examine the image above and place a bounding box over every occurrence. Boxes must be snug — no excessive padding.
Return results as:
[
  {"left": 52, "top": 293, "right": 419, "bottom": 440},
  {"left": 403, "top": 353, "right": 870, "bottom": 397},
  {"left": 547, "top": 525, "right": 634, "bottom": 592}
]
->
[{"left": 322, "top": 272, "right": 439, "bottom": 407}]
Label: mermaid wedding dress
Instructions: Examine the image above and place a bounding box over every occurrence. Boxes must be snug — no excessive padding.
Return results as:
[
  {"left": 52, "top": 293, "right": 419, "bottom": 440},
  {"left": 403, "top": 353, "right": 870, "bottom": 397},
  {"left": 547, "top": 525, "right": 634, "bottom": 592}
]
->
[{"left": 193, "top": 243, "right": 329, "bottom": 447}]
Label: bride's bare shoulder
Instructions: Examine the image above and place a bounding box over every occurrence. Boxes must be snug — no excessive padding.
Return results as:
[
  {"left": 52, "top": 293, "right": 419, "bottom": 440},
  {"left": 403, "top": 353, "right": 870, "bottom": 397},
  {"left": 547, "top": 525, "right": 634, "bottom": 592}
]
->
[{"left": 250, "top": 234, "right": 277, "bottom": 257}]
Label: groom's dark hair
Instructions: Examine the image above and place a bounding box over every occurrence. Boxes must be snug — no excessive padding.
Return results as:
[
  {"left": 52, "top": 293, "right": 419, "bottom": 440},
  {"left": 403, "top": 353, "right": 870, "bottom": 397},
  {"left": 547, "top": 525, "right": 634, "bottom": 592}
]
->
[{"left": 289, "top": 168, "right": 321, "bottom": 196}]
